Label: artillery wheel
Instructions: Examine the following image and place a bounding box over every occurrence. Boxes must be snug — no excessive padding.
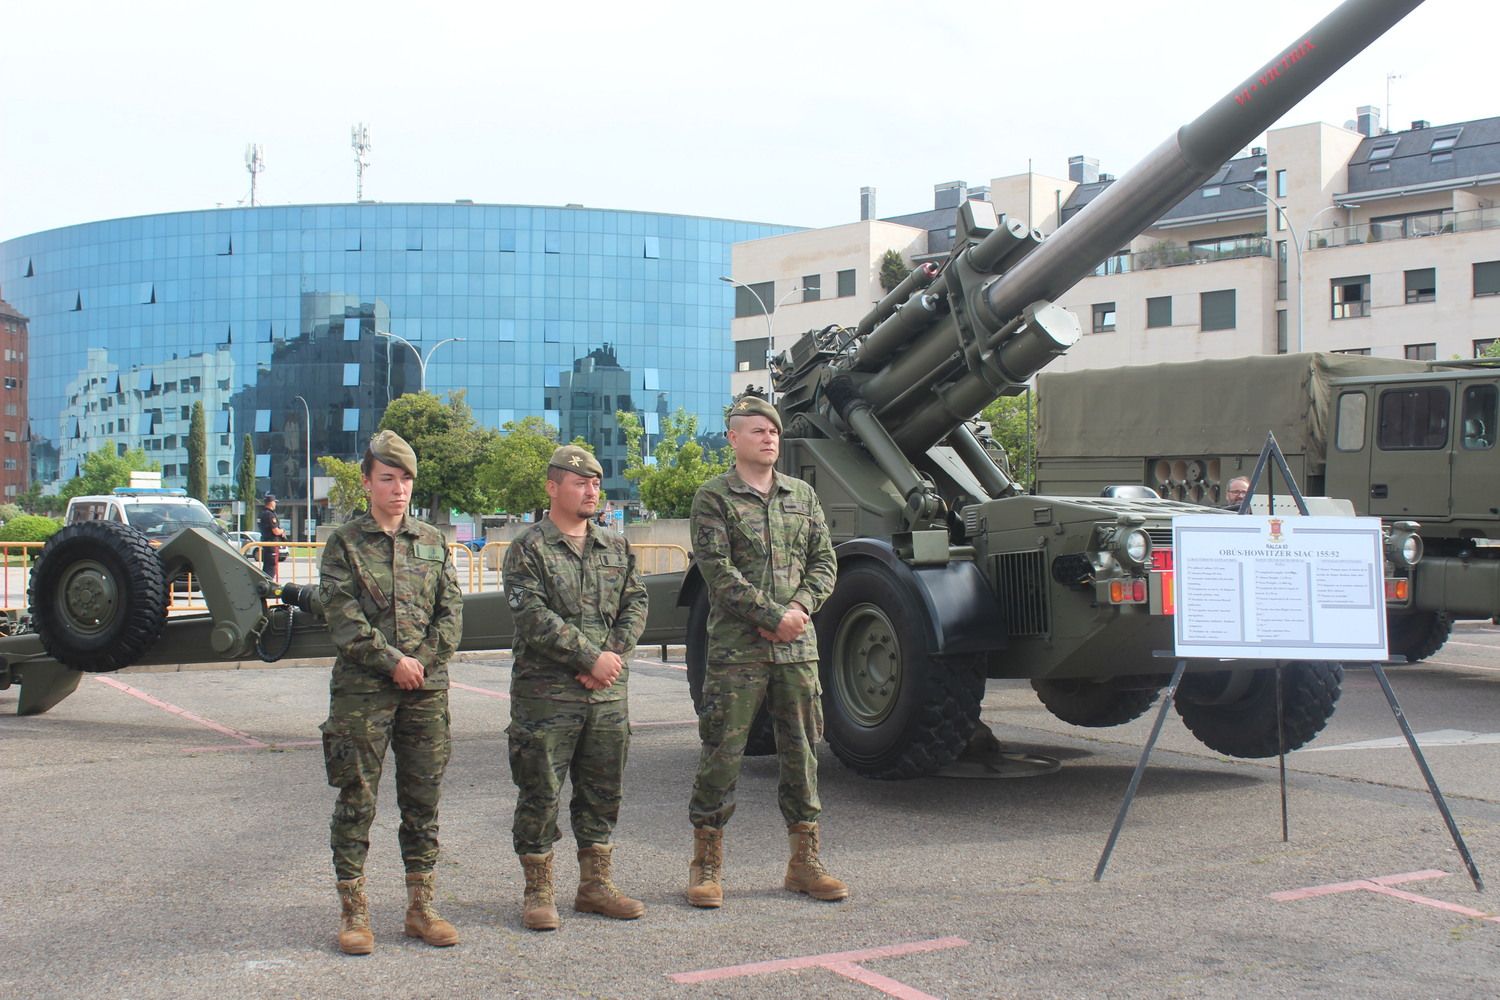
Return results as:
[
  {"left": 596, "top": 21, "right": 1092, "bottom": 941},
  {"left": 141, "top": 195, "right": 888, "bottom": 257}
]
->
[
  {"left": 1174, "top": 662, "right": 1342, "bottom": 758},
  {"left": 685, "top": 584, "right": 776, "bottom": 757},
  {"left": 1387, "top": 611, "right": 1453, "bottom": 663},
  {"left": 29, "top": 521, "right": 168, "bottom": 672},
  {"left": 1031, "top": 677, "right": 1163, "bottom": 728},
  {"left": 817, "top": 562, "right": 984, "bottom": 779}
]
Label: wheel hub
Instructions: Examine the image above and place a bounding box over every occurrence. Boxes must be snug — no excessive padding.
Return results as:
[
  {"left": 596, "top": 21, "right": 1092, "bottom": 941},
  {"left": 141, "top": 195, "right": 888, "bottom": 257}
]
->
[
  {"left": 833, "top": 603, "right": 902, "bottom": 726},
  {"left": 58, "top": 560, "right": 118, "bottom": 635}
]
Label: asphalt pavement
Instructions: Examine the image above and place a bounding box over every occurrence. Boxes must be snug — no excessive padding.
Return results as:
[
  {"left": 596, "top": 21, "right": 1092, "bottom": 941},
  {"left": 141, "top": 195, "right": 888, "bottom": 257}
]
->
[{"left": 3, "top": 627, "right": 1499, "bottom": 999}]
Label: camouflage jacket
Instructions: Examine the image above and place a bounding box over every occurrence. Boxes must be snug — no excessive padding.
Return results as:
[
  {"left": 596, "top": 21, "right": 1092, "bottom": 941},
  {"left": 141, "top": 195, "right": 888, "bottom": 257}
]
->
[
  {"left": 690, "top": 468, "right": 837, "bottom": 664},
  {"left": 319, "top": 512, "right": 463, "bottom": 695},
  {"left": 503, "top": 517, "right": 648, "bottom": 702}
]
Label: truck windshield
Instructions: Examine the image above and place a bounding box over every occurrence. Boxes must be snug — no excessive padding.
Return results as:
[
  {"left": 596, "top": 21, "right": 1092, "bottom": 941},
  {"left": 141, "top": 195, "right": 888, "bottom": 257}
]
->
[{"left": 125, "top": 502, "right": 217, "bottom": 538}]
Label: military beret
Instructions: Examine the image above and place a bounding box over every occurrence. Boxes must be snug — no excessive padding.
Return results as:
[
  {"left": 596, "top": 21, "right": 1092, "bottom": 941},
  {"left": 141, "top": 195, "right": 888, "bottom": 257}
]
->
[
  {"left": 367, "top": 429, "right": 417, "bottom": 477},
  {"left": 549, "top": 444, "right": 603, "bottom": 479},
  {"left": 727, "top": 394, "right": 782, "bottom": 431}
]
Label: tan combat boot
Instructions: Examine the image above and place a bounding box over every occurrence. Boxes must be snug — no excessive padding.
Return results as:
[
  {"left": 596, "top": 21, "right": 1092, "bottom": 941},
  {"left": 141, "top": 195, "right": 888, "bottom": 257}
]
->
[
  {"left": 686, "top": 827, "right": 724, "bottom": 908},
  {"left": 785, "top": 822, "right": 849, "bottom": 901},
  {"left": 336, "top": 876, "right": 374, "bottom": 955},
  {"left": 520, "top": 852, "right": 561, "bottom": 931},
  {"left": 574, "top": 843, "right": 646, "bottom": 919},
  {"left": 403, "top": 872, "right": 459, "bottom": 947}
]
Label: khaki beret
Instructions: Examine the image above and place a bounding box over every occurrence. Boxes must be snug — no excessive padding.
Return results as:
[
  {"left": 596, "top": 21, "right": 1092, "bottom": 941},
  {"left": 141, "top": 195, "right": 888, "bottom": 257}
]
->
[
  {"left": 727, "top": 394, "right": 782, "bottom": 431},
  {"left": 549, "top": 444, "right": 603, "bottom": 479},
  {"left": 367, "top": 429, "right": 417, "bottom": 477}
]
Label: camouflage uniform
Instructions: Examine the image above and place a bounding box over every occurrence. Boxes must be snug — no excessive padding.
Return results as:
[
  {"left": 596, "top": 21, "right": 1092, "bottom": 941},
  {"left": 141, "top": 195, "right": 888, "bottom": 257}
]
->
[
  {"left": 688, "top": 467, "right": 838, "bottom": 829},
  {"left": 503, "top": 517, "right": 648, "bottom": 856},
  {"left": 319, "top": 510, "right": 463, "bottom": 880}
]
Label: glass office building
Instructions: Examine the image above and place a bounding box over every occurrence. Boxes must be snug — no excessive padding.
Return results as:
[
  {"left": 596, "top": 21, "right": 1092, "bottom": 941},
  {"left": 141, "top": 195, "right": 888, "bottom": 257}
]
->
[{"left": 0, "top": 203, "right": 795, "bottom": 516}]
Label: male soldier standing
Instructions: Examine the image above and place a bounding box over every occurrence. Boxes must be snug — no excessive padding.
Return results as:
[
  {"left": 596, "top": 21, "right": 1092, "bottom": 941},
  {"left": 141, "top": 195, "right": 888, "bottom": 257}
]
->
[
  {"left": 503, "top": 445, "right": 649, "bottom": 931},
  {"left": 686, "top": 395, "right": 844, "bottom": 908},
  {"left": 318, "top": 430, "right": 463, "bottom": 955}
]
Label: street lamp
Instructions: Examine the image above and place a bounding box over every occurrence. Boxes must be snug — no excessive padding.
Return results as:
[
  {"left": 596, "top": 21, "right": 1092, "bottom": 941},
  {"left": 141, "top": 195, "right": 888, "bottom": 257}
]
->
[
  {"left": 1240, "top": 184, "right": 1305, "bottom": 353},
  {"left": 377, "top": 331, "right": 466, "bottom": 393},
  {"left": 720, "top": 276, "right": 804, "bottom": 403},
  {"left": 292, "top": 394, "right": 312, "bottom": 542}
]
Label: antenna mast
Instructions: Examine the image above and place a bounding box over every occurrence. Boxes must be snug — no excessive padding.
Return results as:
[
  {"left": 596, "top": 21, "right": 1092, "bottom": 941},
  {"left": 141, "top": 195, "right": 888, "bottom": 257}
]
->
[
  {"left": 245, "top": 144, "right": 265, "bottom": 207},
  {"left": 351, "top": 123, "right": 372, "bottom": 201}
]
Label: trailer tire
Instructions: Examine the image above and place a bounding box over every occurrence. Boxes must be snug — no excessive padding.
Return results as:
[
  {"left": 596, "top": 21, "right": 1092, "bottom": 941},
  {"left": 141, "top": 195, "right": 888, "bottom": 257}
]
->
[
  {"left": 29, "top": 521, "right": 168, "bottom": 672},
  {"left": 1174, "top": 662, "right": 1343, "bottom": 758},
  {"left": 817, "top": 562, "right": 984, "bottom": 779},
  {"left": 685, "top": 585, "right": 776, "bottom": 757},
  {"left": 1387, "top": 611, "right": 1453, "bottom": 663},
  {"left": 1031, "top": 678, "right": 1163, "bottom": 727}
]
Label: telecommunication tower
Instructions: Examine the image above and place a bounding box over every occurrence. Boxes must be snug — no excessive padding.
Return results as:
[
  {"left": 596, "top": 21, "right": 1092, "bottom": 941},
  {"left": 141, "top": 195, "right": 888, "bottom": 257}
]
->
[
  {"left": 351, "top": 124, "right": 372, "bottom": 201},
  {"left": 245, "top": 144, "right": 265, "bottom": 207}
]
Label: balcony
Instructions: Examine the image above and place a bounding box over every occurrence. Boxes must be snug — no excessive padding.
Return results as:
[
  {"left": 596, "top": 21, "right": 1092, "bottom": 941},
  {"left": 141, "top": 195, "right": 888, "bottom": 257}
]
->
[
  {"left": 1308, "top": 204, "right": 1500, "bottom": 250},
  {"left": 1091, "top": 237, "right": 1270, "bottom": 276}
]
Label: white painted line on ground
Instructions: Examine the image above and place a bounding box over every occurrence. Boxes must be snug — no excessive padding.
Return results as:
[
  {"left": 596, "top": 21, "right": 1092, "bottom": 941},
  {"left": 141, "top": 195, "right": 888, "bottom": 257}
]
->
[{"left": 1303, "top": 728, "right": 1500, "bottom": 752}]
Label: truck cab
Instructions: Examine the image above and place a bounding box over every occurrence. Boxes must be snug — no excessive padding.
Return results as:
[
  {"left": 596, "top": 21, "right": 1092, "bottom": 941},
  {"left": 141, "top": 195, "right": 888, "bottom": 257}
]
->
[{"left": 65, "top": 487, "right": 222, "bottom": 545}]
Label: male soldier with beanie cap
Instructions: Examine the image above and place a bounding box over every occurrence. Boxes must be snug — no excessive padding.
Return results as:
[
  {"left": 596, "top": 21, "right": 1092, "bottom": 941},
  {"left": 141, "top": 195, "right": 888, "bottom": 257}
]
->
[
  {"left": 502, "top": 444, "right": 649, "bottom": 930},
  {"left": 685, "top": 393, "right": 844, "bottom": 908},
  {"left": 318, "top": 429, "right": 464, "bottom": 954}
]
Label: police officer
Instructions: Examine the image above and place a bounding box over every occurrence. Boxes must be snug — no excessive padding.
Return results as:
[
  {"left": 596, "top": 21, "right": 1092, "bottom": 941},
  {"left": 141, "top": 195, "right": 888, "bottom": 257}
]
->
[
  {"left": 686, "top": 394, "right": 844, "bottom": 908},
  {"left": 502, "top": 445, "right": 649, "bottom": 931},
  {"left": 258, "top": 493, "right": 284, "bottom": 578},
  {"left": 318, "top": 430, "right": 464, "bottom": 955}
]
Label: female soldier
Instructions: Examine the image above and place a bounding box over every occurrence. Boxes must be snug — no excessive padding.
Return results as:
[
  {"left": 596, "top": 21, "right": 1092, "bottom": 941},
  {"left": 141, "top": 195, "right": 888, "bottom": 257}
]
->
[{"left": 317, "top": 430, "right": 464, "bottom": 955}]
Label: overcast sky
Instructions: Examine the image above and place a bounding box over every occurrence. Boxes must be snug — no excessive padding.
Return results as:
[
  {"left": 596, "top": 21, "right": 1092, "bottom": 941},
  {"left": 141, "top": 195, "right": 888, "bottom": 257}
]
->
[{"left": 0, "top": 0, "right": 1486, "bottom": 242}]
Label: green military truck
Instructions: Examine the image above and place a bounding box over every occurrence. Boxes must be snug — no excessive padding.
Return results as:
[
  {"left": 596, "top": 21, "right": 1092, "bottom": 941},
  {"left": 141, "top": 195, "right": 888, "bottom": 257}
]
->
[{"left": 1035, "top": 351, "right": 1500, "bottom": 660}]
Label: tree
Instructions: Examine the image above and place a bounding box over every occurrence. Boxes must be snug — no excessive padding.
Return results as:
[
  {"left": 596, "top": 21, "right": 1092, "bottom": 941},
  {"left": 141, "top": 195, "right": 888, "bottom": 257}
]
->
[
  {"left": 237, "top": 433, "right": 257, "bottom": 531},
  {"left": 479, "top": 416, "right": 564, "bottom": 518},
  {"left": 879, "top": 249, "right": 911, "bottom": 293},
  {"left": 186, "top": 401, "right": 208, "bottom": 502},
  {"left": 378, "top": 390, "right": 501, "bottom": 518},
  {"left": 618, "top": 408, "right": 730, "bottom": 518},
  {"left": 1484, "top": 340, "right": 1500, "bottom": 359},
  {"left": 59, "top": 443, "right": 160, "bottom": 502},
  {"left": 979, "top": 388, "right": 1038, "bottom": 489},
  {"left": 319, "top": 455, "right": 368, "bottom": 521}
]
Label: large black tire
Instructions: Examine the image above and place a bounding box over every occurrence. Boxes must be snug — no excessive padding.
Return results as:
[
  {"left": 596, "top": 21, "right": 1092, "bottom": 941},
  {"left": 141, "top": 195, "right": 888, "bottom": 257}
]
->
[
  {"left": 817, "top": 562, "right": 985, "bottom": 779},
  {"left": 1174, "top": 662, "right": 1343, "bottom": 758},
  {"left": 29, "top": 521, "right": 168, "bottom": 672},
  {"left": 684, "top": 584, "right": 776, "bottom": 757},
  {"left": 1387, "top": 611, "right": 1453, "bottom": 663},
  {"left": 1031, "top": 677, "right": 1164, "bottom": 727}
]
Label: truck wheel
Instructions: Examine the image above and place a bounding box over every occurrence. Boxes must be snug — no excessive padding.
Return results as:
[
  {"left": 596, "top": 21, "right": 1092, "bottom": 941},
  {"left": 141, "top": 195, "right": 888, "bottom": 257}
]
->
[
  {"left": 1387, "top": 612, "right": 1453, "bottom": 663},
  {"left": 685, "top": 585, "right": 776, "bottom": 757},
  {"left": 29, "top": 521, "right": 168, "bottom": 672},
  {"left": 1174, "top": 662, "right": 1342, "bottom": 758},
  {"left": 817, "top": 562, "right": 984, "bottom": 779},
  {"left": 1031, "top": 678, "right": 1163, "bottom": 727}
]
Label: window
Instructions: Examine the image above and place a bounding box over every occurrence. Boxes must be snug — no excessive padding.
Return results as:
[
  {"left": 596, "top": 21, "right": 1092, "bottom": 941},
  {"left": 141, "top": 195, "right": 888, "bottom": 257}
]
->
[
  {"left": 343, "top": 318, "right": 361, "bottom": 341},
  {"left": 405, "top": 229, "right": 423, "bottom": 251},
  {"left": 1200, "top": 289, "right": 1236, "bottom": 331},
  {"left": 1332, "top": 276, "right": 1370, "bottom": 320},
  {"left": 1275, "top": 169, "right": 1287, "bottom": 197},
  {"left": 837, "top": 269, "right": 856, "bottom": 298},
  {"left": 1462, "top": 385, "right": 1496, "bottom": 450},
  {"left": 1431, "top": 151, "right": 1453, "bottom": 165},
  {"left": 254, "top": 454, "right": 270, "bottom": 478},
  {"left": 1405, "top": 268, "right": 1436, "bottom": 304},
  {"left": 642, "top": 236, "right": 660, "bottom": 259},
  {"left": 1430, "top": 132, "right": 1460, "bottom": 152},
  {"left": 2, "top": 459, "right": 15, "bottom": 472},
  {"left": 1091, "top": 302, "right": 1117, "bottom": 333},
  {"left": 1368, "top": 143, "right": 1396, "bottom": 172},
  {"left": 1146, "top": 296, "right": 1171, "bottom": 329},
  {"left": 1335, "top": 347, "right": 1372, "bottom": 356},
  {"left": 1474, "top": 261, "right": 1500, "bottom": 297},
  {"left": 802, "top": 274, "right": 821, "bottom": 302},
  {"left": 2, "top": 377, "right": 16, "bottom": 390},
  {"left": 735, "top": 337, "right": 769, "bottom": 372},
  {"left": 254, "top": 409, "right": 271, "bottom": 432},
  {"left": 214, "top": 233, "right": 232, "bottom": 256},
  {"left": 1276, "top": 309, "right": 1288, "bottom": 354},
  {"left": 1474, "top": 338, "right": 1498, "bottom": 358},
  {"left": 342, "top": 408, "right": 360, "bottom": 432},
  {"left": 1404, "top": 343, "right": 1436, "bottom": 361},
  {"left": 139, "top": 283, "right": 155, "bottom": 305},
  {"left": 1335, "top": 392, "right": 1367, "bottom": 451},
  {"left": 343, "top": 229, "right": 362, "bottom": 251},
  {"left": 1202, "top": 186, "right": 1221, "bottom": 198},
  {"left": 342, "top": 363, "right": 360, "bottom": 387},
  {"left": 1276, "top": 241, "right": 1288, "bottom": 300},
  {"left": 733, "top": 281, "right": 775, "bottom": 319},
  {"left": 1377, "top": 387, "right": 1449, "bottom": 450}
]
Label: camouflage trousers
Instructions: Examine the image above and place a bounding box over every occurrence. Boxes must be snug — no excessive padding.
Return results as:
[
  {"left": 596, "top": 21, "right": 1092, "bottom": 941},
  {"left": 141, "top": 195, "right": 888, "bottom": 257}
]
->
[
  {"left": 320, "top": 688, "right": 451, "bottom": 880},
  {"left": 689, "top": 659, "right": 823, "bottom": 829},
  {"left": 507, "top": 696, "right": 630, "bottom": 856}
]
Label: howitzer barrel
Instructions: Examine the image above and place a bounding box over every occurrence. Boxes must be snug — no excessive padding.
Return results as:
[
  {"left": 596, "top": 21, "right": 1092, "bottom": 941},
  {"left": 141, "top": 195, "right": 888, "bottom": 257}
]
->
[
  {"left": 870, "top": 0, "right": 1424, "bottom": 453},
  {"left": 854, "top": 261, "right": 940, "bottom": 339}
]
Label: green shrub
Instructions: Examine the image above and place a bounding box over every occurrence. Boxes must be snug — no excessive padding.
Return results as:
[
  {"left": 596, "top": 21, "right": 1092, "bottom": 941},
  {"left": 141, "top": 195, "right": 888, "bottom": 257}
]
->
[{"left": 0, "top": 515, "right": 64, "bottom": 543}]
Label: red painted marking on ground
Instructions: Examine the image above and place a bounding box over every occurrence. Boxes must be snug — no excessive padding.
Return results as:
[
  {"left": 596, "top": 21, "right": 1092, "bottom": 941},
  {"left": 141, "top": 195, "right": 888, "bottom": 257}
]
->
[
  {"left": 1271, "top": 870, "right": 1499, "bottom": 923},
  {"left": 181, "top": 740, "right": 322, "bottom": 754},
  {"left": 451, "top": 681, "right": 510, "bottom": 700},
  {"left": 668, "top": 936, "right": 968, "bottom": 993},
  {"left": 94, "top": 676, "right": 266, "bottom": 747}
]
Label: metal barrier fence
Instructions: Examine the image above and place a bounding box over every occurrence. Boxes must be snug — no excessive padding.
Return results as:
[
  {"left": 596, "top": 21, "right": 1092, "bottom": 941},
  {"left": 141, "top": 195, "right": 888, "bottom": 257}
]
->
[{"left": 0, "top": 538, "right": 691, "bottom": 615}]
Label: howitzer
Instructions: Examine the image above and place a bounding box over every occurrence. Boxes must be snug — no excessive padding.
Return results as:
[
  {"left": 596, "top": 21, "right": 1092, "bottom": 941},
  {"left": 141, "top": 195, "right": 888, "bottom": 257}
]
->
[{"left": 680, "top": 0, "right": 1429, "bottom": 777}]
